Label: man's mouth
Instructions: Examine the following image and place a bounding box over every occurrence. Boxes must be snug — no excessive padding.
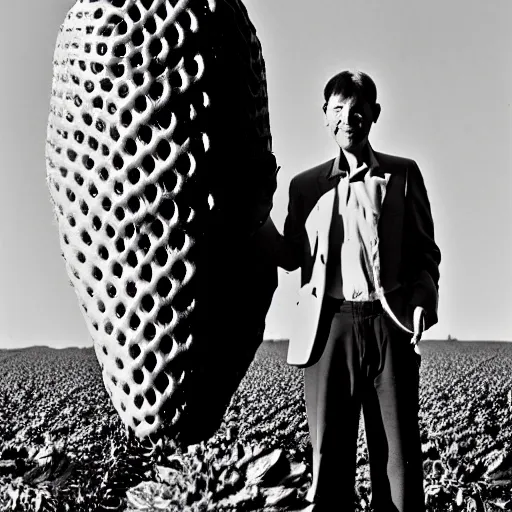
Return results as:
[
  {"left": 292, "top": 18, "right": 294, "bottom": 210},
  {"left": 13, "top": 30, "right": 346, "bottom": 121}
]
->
[{"left": 335, "top": 126, "right": 355, "bottom": 136}]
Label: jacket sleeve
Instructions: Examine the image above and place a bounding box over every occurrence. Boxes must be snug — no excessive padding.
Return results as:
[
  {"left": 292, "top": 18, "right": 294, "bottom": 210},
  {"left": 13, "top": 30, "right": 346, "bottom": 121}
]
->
[
  {"left": 254, "top": 176, "right": 307, "bottom": 272},
  {"left": 404, "top": 162, "right": 441, "bottom": 327}
]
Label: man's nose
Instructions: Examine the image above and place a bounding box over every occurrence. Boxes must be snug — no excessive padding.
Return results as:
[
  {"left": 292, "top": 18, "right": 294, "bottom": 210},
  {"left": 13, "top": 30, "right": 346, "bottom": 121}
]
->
[{"left": 339, "top": 108, "right": 358, "bottom": 126}]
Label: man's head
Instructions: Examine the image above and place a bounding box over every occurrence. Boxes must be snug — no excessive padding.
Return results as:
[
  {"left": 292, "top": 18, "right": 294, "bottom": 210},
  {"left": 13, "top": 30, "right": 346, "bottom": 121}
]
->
[{"left": 323, "top": 70, "right": 381, "bottom": 154}]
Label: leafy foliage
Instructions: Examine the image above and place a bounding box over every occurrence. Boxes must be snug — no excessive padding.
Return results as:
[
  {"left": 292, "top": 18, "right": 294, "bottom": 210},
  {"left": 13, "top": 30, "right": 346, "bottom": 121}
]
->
[{"left": 1, "top": 342, "right": 512, "bottom": 510}]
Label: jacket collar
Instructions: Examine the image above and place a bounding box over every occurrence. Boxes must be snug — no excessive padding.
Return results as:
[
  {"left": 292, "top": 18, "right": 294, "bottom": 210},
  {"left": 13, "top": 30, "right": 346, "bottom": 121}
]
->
[
  {"left": 328, "top": 144, "right": 380, "bottom": 180},
  {"left": 311, "top": 146, "right": 393, "bottom": 235}
]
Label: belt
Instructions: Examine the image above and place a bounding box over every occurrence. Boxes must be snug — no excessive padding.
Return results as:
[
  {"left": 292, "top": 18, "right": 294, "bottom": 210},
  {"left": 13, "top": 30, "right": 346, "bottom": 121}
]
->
[{"left": 325, "top": 295, "right": 383, "bottom": 314}]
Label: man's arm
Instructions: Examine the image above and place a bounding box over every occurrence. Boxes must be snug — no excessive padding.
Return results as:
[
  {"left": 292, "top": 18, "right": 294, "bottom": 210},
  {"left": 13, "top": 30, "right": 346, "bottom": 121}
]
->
[
  {"left": 404, "top": 162, "right": 441, "bottom": 329},
  {"left": 254, "top": 176, "right": 307, "bottom": 272}
]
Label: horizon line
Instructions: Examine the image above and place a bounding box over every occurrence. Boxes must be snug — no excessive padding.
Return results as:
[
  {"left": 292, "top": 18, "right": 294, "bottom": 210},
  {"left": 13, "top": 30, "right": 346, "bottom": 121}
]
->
[{"left": 1, "top": 338, "right": 512, "bottom": 351}]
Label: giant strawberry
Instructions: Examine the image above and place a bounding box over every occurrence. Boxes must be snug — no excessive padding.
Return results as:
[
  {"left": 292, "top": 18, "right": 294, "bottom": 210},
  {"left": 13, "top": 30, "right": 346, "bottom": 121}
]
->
[{"left": 46, "top": 0, "right": 277, "bottom": 442}]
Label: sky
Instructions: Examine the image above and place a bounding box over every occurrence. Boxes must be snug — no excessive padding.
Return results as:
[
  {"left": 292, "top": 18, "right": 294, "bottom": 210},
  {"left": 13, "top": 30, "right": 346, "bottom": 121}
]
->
[{"left": 0, "top": 0, "right": 510, "bottom": 349}]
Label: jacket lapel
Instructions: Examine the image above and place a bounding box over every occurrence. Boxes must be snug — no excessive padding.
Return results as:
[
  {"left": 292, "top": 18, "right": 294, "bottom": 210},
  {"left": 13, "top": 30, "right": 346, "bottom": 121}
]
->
[
  {"left": 304, "top": 160, "right": 337, "bottom": 249},
  {"left": 377, "top": 172, "right": 392, "bottom": 224},
  {"left": 311, "top": 188, "right": 336, "bottom": 248},
  {"left": 373, "top": 151, "right": 394, "bottom": 224}
]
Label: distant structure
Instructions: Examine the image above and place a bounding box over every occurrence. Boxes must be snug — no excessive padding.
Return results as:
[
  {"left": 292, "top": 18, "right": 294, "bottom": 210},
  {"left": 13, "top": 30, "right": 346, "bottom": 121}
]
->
[{"left": 447, "top": 334, "right": 458, "bottom": 342}]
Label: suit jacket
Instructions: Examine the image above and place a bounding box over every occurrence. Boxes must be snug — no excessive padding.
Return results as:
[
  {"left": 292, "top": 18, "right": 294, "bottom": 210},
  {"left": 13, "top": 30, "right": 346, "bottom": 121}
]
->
[{"left": 258, "top": 150, "right": 441, "bottom": 367}]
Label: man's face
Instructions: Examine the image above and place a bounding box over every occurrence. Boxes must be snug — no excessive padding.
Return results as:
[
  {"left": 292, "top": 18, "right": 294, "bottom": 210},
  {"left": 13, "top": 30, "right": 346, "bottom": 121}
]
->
[{"left": 323, "top": 93, "right": 379, "bottom": 152}]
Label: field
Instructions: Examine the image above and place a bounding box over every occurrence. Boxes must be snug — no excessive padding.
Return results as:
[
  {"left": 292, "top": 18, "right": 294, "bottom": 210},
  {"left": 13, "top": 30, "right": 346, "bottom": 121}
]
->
[{"left": 1, "top": 341, "right": 512, "bottom": 511}]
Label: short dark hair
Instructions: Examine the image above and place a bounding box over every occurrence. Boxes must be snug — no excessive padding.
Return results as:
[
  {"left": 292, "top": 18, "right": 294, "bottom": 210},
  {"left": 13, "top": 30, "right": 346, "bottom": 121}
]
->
[{"left": 323, "top": 70, "right": 378, "bottom": 109}]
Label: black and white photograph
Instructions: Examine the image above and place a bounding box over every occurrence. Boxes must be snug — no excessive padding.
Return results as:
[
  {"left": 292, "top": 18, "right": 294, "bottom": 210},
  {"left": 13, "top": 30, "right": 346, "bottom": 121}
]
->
[{"left": 0, "top": 0, "right": 510, "bottom": 510}]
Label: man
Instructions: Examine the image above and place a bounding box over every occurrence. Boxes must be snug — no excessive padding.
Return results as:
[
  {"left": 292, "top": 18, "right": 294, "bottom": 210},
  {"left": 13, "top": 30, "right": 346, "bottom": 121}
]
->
[{"left": 257, "top": 70, "right": 441, "bottom": 511}]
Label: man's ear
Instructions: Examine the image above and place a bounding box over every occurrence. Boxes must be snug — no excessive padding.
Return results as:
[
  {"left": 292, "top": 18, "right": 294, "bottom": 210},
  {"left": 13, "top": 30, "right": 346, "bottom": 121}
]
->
[
  {"left": 322, "top": 103, "right": 329, "bottom": 127},
  {"left": 372, "top": 103, "right": 381, "bottom": 123}
]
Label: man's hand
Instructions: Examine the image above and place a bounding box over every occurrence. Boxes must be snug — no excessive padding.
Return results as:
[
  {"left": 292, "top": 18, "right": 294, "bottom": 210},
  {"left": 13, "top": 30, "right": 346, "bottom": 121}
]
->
[
  {"left": 411, "top": 306, "right": 426, "bottom": 354},
  {"left": 243, "top": 152, "right": 279, "bottom": 235}
]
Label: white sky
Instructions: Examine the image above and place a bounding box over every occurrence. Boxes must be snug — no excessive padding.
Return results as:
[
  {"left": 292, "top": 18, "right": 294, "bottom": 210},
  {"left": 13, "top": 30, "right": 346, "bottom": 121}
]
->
[{"left": 0, "top": 0, "right": 510, "bottom": 348}]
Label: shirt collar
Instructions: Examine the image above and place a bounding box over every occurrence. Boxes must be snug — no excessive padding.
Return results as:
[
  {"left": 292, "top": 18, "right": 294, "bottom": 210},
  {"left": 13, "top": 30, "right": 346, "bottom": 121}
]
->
[{"left": 329, "top": 145, "right": 380, "bottom": 180}]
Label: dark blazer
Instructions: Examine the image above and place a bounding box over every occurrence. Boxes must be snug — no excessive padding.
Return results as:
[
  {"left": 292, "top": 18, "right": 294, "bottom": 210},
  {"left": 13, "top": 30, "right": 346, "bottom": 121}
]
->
[{"left": 258, "top": 150, "right": 441, "bottom": 366}]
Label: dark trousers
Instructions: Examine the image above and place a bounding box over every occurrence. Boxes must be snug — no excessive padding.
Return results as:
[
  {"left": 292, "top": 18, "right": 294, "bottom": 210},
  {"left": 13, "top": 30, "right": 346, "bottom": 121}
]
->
[{"left": 304, "top": 299, "right": 425, "bottom": 512}]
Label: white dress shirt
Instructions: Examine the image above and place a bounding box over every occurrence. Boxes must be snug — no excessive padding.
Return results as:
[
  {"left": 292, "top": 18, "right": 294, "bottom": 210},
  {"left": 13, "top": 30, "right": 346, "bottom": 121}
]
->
[{"left": 325, "top": 147, "right": 387, "bottom": 302}]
